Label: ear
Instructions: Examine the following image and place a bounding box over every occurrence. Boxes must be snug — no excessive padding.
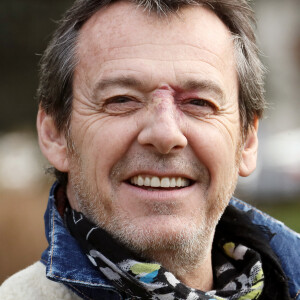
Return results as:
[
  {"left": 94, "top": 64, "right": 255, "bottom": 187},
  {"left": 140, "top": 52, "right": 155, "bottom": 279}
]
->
[
  {"left": 239, "top": 117, "right": 259, "bottom": 177},
  {"left": 37, "top": 108, "right": 69, "bottom": 172}
]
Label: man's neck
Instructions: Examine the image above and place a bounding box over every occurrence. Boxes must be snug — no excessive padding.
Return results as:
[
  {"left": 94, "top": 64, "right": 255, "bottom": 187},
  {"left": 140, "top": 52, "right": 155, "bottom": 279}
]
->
[
  {"left": 142, "top": 247, "right": 214, "bottom": 291},
  {"left": 177, "top": 256, "right": 214, "bottom": 291}
]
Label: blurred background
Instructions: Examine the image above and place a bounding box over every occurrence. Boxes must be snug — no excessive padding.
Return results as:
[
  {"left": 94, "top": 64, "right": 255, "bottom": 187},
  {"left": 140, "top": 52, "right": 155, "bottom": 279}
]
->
[{"left": 0, "top": 0, "right": 299, "bottom": 284}]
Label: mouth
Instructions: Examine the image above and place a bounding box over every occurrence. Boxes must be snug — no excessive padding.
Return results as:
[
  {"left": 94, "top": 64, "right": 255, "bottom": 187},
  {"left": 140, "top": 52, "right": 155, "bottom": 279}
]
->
[{"left": 127, "top": 175, "right": 194, "bottom": 190}]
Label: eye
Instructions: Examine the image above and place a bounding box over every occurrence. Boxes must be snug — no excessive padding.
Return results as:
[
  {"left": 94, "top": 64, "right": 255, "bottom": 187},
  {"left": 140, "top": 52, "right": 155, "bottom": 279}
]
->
[
  {"left": 179, "top": 98, "right": 216, "bottom": 117},
  {"left": 106, "top": 96, "right": 133, "bottom": 104},
  {"left": 189, "top": 99, "right": 212, "bottom": 107},
  {"left": 103, "top": 96, "right": 142, "bottom": 115}
]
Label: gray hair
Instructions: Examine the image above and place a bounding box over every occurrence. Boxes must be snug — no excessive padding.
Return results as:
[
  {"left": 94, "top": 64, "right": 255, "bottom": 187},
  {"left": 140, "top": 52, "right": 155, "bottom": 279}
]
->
[{"left": 37, "top": 0, "right": 266, "bottom": 185}]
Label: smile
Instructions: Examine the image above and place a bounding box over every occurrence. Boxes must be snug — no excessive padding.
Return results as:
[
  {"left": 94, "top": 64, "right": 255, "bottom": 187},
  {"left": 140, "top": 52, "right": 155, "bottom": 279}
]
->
[{"left": 130, "top": 175, "right": 191, "bottom": 188}]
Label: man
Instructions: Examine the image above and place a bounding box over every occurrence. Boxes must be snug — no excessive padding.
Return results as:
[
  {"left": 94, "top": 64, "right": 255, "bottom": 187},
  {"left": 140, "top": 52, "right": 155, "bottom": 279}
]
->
[{"left": 1, "top": 0, "right": 299, "bottom": 299}]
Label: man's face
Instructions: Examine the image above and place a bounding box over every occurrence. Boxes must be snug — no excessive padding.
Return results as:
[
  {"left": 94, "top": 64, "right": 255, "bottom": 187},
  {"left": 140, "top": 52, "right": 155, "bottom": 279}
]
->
[{"left": 66, "top": 2, "right": 243, "bottom": 261}]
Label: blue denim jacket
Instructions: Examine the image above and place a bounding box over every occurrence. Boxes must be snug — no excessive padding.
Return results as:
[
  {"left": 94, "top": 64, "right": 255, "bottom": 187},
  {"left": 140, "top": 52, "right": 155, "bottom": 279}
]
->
[{"left": 41, "top": 183, "right": 300, "bottom": 299}]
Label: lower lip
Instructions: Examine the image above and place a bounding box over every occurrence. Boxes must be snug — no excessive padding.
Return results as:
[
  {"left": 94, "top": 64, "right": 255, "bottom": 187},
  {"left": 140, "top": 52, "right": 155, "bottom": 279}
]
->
[{"left": 121, "top": 182, "right": 196, "bottom": 201}]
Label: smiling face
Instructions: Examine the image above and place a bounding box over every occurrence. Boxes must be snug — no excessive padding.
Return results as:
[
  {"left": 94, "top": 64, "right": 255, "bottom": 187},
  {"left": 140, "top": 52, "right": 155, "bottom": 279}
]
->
[{"left": 41, "top": 2, "right": 258, "bottom": 272}]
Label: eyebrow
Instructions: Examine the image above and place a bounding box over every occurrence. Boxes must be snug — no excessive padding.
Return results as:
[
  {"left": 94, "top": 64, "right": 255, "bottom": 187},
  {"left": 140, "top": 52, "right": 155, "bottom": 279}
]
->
[
  {"left": 93, "top": 76, "right": 144, "bottom": 98},
  {"left": 180, "top": 79, "right": 226, "bottom": 104},
  {"left": 93, "top": 76, "right": 225, "bottom": 104}
]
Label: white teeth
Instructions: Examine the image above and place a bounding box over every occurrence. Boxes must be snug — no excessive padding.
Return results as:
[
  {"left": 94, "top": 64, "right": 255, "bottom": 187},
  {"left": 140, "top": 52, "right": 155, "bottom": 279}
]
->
[
  {"left": 181, "top": 178, "right": 189, "bottom": 187},
  {"left": 151, "top": 176, "right": 160, "bottom": 187},
  {"left": 170, "top": 178, "right": 176, "bottom": 187},
  {"left": 137, "top": 176, "right": 143, "bottom": 186},
  {"left": 161, "top": 177, "right": 170, "bottom": 188},
  {"left": 130, "top": 176, "right": 190, "bottom": 188},
  {"left": 144, "top": 177, "right": 151, "bottom": 186}
]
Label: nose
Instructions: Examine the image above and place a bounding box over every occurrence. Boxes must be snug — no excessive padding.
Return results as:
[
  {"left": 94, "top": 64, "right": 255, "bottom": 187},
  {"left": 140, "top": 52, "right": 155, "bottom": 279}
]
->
[{"left": 137, "top": 100, "right": 188, "bottom": 154}]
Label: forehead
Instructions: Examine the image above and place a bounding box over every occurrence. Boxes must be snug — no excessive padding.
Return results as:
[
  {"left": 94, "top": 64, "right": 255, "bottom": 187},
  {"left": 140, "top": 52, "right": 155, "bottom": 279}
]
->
[
  {"left": 75, "top": 1, "right": 237, "bottom": 92},
  {"left": 78, "top": 2, "right": 233, "bottom": 56}
]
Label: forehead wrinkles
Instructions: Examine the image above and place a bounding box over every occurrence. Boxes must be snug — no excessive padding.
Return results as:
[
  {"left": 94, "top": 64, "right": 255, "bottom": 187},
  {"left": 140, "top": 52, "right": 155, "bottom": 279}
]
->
[
  {"left": 74, "top": 43, "right": 234, "bottom": 91},
  {"left": 76, "top": 2, "right": 235, "bottom": 66},
  {"left": 99, "top": 44, "right": 226, "bottom": 67},
  {"left": 74, "top": 2, "right": 238, "bottom": 108}
]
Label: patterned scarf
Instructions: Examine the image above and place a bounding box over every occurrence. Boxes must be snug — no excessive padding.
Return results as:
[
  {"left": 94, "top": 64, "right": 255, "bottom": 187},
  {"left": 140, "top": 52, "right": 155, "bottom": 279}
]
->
[{"left": 65, "top": 207, "right": 264, "bottom": 300}]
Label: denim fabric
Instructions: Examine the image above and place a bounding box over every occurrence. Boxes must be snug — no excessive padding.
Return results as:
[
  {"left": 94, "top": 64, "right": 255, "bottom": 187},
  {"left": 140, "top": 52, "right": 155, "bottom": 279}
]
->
[
  {"left": 229, "top": 198, "right": 300, "bottom": 300},
  {"left": 41, "top": 183, "right": 122, "bottom": 300},
  {"left": 41, "top": 183, "right": 300, "bottom": 300}
]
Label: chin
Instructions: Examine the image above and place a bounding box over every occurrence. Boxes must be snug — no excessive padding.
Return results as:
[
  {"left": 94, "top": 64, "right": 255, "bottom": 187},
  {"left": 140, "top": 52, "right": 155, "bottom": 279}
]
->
[
  {"left": 103, "top": 211, "right": 211, "bottom": 253},
  {"left": 101, "top": 212, "right": 215, "bottom": 275}
]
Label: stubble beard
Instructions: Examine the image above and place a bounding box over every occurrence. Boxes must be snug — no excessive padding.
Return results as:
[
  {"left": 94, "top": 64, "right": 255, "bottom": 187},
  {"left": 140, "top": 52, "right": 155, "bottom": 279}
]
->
[{"left": 67, "top": 145, "right": 240, "bottom": 277}]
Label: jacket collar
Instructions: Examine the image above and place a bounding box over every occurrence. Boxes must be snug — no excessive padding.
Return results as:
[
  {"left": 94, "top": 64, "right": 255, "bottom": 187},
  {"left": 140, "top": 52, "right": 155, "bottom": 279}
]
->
[
  {"left": 40, "top": 182, "right": 299, "bottom": 299},
  {"left": 41, "top": 182, "right": 116, "bottom": 290}
]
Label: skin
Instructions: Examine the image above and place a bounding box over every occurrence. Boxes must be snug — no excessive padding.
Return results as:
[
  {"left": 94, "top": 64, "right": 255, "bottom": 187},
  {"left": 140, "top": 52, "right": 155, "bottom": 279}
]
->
[{"left": 37, "top": 2, "right": 258, "bottom": 291}]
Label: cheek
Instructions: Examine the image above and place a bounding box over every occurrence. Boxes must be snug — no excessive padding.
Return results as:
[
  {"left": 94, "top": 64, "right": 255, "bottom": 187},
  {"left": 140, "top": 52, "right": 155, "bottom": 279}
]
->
[
  {"left": 78, "top": 117, "right": 139, "bottom": 175},
  {"left": 187, "top": 122, "right": 239, "bottom": 181}
]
